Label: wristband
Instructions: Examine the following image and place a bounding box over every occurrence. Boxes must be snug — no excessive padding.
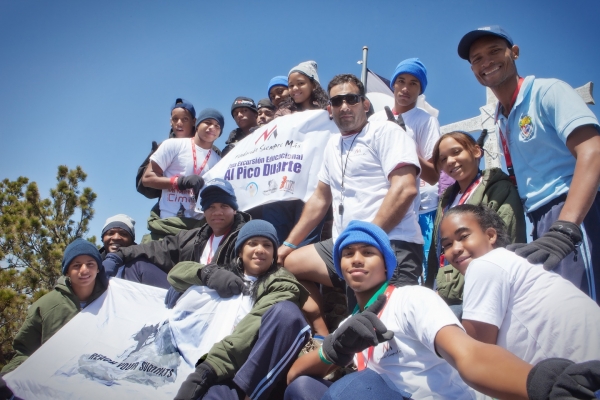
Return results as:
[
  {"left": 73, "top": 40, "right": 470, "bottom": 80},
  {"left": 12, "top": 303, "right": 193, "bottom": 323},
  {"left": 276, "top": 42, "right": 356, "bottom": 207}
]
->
[
  {"left": 283, "top": 241, "right": 298, "bottom": 249},
  {"left": 170, "top": 175, "right": 180, "bottom": 191},
  {"left": 318, "top": 347, "right": 332, "bottom": 365}
]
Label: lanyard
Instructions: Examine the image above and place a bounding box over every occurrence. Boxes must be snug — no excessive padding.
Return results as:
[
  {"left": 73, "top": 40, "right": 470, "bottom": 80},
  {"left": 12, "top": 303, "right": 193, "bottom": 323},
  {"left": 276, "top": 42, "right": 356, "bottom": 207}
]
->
[
  {"left": 442, "top": 173, "right": 483, "bottom": 214},
  {"left": 206, "top": 227, "right": 231, "bottom": 264},
  {"left": 390, "top": 108, "right": 407, "bottom": 131},
  {"left": 439, "top": 173, "right": 483, "bottom": 267},
  {"left": 494, "top": 77, "right": 524, "bottom": 187},
  {"left": 355, "top": 284, "right": 395, "bottom": 371},
  {"left": 338, "top": 133, "right": 360, "bottom": 217},
  {"left": 191, "top": 138, "right": 212, "bottom": 176}
]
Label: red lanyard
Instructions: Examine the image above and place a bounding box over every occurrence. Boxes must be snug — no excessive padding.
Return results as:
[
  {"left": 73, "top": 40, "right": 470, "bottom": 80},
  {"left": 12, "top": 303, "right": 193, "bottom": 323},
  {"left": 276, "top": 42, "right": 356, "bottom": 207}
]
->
[
  {"left": 494, "top": 77, "right": 524, "bottom": 187},
  {"left": 454, "top": 176, "right": 483, "bottom": 207},
  {"left": 191, "top": 138, "right": 212, "bottom": 176},
  {"left": 206, "top": 228, "right": 231, "bottom": 264},
  {"left": 356, "top": 285, "right": 395, "bottom": 371}
]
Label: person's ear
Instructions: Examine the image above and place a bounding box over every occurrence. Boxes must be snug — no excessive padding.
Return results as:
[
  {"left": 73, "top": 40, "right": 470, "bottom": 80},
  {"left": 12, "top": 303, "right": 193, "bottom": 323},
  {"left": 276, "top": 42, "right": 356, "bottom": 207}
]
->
[
  {"left": 327, "top": 104, "right": 333, "bottom": 119},
  {"left": 473, "top": 145, "right": 483, "bottom": 159},
  {"left": 362, "top": 97, "right": 371, "bottom": 113},
  {"left": 511, "top": 45, "right": 520, "bottom": 60},
  {"left": 485, "top": 227, "right": 498, "bottom": 247}
]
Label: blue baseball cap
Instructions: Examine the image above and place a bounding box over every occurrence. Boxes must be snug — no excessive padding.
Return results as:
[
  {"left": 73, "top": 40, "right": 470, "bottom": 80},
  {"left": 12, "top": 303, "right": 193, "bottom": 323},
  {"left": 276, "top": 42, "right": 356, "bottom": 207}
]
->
[
  {"left": 171, "top": 98, "right": 196, "bottom": 118},
  {"left": 458, "top": 25, "right": 514, "bottom": 60}
]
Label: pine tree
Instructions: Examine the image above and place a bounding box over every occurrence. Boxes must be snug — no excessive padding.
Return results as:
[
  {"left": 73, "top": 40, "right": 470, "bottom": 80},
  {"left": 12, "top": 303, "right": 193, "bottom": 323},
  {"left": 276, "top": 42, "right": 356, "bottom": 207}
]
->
[{"left": 0, "top": 165, "right": 96, "bottom": 367}]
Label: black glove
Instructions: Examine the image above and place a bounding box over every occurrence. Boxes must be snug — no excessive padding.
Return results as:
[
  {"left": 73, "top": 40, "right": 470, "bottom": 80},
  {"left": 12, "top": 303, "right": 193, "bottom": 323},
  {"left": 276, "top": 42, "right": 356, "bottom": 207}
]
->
[
  {"left": 0, "top": 374, "right": 13, "bottom": 400},
  {"left": 527, "top": 358, "right": 574, "bottom": 400},
  {"left": 165, "top": 286, "right": 184, "bottom": 309},
  {"left": 384, "top": 106, "right": 407, "bottom": 130},
  {"left": 174, "top": 362, "right": 217, "bottom": 400},
  {"left": 322, "top": 294, "right": 394, "bottom": 367},
  {"left": 551, "top": 360, "right": 600, "bottom": 398},
  {"left": 177, "top": 175, "right": 205, "bottom": 199},
  {"left": 507, "top": 220, "right": 582, "bottom": 271},
  {"left": 199, "top": 264, "right": 244, "bottom": 298},
  {"left": 102, "top": 253, "right": 124, "bottom": 277}
]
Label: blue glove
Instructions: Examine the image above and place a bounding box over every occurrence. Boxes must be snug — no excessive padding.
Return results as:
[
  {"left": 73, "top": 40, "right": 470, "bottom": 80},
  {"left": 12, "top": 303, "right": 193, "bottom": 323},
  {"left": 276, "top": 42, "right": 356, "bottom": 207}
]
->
[
  {"left": 102, "top": 253, "right": 124, "bottom": 277},
  {"left": 165, "top": 287, "right": 184, "bottom": 309}
]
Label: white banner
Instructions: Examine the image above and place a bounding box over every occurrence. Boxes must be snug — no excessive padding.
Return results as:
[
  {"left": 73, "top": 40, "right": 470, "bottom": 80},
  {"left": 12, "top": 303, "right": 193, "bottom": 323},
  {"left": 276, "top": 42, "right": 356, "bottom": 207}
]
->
[
  {"left": 4, "top": 279, "right": 251, "bottom": 400},
  {"left": 197, "top": 110, "right": 339, "bottom": 212}
]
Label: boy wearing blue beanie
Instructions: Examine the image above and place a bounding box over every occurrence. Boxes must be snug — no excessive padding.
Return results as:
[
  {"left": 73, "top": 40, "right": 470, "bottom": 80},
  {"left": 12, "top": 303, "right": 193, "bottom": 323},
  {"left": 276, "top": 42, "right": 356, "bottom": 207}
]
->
[
  {"left": 1, "top": 239, "right": 108, "bottom": 376},
  {"left": 285, "top": 221, "right": 536, "bottom": 400},
  {"left": 369, "top": 58, "right": 442, "bottom": 284}
]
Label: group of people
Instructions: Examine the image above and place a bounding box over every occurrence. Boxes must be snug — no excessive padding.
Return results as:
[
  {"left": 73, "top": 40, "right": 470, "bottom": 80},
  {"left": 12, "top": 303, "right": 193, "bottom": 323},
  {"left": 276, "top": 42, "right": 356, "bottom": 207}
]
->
[{"left": 2, "top": 25, "right": 600, "bottom": 400}]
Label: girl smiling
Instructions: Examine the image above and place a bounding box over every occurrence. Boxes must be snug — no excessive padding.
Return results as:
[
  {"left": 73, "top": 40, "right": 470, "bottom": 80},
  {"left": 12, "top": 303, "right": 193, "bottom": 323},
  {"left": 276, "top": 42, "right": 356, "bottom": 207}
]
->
[{"left": 427, "top": 131, "right": 525, "bottom": 315}]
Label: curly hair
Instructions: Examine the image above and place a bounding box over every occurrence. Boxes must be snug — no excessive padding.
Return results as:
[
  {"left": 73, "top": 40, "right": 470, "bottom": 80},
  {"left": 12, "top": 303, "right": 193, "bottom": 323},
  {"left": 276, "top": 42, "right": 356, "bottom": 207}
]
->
[
  {"left": 444, "top": 204, "right": 511, "bottom": 248},
  {"left": 290, "top": 79, "right": 329, "bottom": 112}
]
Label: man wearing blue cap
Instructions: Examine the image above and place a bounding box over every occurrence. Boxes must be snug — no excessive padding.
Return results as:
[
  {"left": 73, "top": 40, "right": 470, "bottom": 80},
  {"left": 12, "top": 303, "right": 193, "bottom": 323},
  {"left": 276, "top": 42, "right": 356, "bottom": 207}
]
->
[
  {"left": 370, "top": 58, "right": 442, "bottom": 283},
  {"left": 458, "top": 26, "right": 600, "bottom": 304},
  {"left": 284, "top": 221, "right": 538, "bottom": 400},
  {"left": 142, "top": 108, "right": 224, "bottom": 222},
  {"left": 103, "top": 179, "right": 252, "bottom": 282}
]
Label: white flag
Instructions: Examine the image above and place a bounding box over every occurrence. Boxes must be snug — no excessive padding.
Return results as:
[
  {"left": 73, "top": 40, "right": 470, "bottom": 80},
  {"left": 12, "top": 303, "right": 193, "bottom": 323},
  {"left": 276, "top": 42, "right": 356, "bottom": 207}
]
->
[{"left": 198, "top": 110, "right": 338, "bottom": 212}]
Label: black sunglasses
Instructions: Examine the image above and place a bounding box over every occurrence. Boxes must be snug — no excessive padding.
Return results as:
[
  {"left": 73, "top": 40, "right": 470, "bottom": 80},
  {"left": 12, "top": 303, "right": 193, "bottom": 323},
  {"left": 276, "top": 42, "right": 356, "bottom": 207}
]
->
[{"left": 329, "top": 94, "right": 363, "bottom": 107}]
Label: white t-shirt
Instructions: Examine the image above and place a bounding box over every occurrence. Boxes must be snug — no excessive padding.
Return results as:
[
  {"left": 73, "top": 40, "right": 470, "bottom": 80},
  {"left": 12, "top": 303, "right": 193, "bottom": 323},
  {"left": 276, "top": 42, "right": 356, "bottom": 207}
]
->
[
  {"left": 150, "top": 138, "right": 221, "bottom": 219},
  {"left": 463, "top": 248, "right": 600, "bottom": 364},
  {"left": 370, "top": 107, "right": 441, "bottom": 213},
  {"left": 318, "top": 120, "right": 422, "bottom": 243},
  {"left": 346, "top": 286, "right": 479, "bottom": 399},
  {"left": 199, "top": 234, "right": 224, "bottom": 265}
]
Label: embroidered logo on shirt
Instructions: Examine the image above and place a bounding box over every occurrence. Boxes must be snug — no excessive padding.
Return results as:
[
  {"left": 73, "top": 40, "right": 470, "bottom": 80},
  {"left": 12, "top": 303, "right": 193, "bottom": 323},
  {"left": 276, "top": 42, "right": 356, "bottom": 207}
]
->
[
  {"left": 518, "top": 115, "right": 534, "bottom": 141},
  {"left": 380, "top": 341, "right": 401, "bottom": 360}
]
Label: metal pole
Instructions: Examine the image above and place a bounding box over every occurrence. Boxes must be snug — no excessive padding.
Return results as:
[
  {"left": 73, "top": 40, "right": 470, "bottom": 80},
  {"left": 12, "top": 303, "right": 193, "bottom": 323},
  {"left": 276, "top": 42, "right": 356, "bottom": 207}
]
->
[{"left": 360, "top": 46, "right": 368, "bottom": 89}]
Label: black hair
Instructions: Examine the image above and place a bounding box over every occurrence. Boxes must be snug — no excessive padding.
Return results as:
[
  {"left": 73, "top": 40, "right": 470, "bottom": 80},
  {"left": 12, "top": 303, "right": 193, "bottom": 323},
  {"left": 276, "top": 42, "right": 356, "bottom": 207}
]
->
[
  {"left": 444, "top": 204, "right": 511, "bottom": 248},
  {"left": 327, "top": 74, "right": 366, "bottom": 97},
  {"left": 221, "top": 254, "right": 279, "bottom": 304},
  {"left": 289, "top": 78, "right": 329, "bottom": 112}
]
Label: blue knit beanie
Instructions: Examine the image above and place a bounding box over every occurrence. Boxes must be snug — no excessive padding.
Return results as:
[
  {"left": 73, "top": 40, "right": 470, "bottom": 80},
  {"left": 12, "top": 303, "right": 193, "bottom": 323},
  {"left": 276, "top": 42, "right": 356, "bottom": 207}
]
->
[
  {"left": 390, "top": 58, "right": 428, "bottom": 94},
  {"left": 196, "top": 108, "right": 225, "bottom": 132},
  {"left": 235, "top": 220, "right": 279, "bottom": 256},
  {"left": 333, "top": 221, "right": 396, "bottom": 282},
  {"left": 62, "top": 238, "right": 104, "bottom": 275},
  {"left": 267, "top": 76, "right": 288, "bottom": 97}
]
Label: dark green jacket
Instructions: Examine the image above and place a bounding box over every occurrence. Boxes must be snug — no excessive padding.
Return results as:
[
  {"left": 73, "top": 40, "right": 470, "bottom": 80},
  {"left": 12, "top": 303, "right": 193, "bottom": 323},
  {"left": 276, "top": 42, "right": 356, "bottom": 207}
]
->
[
  {"left": 117, "top": 211, "right": 251, "bottom": 274},
  {"left": 167, "top": 264, "right": 308, "bottom": 382},
  {"left": 426, "top": 168, "right": 526, "bottom": 303},
  {"left": 1, "top": 276, "right": 107, "bottom": 373}
]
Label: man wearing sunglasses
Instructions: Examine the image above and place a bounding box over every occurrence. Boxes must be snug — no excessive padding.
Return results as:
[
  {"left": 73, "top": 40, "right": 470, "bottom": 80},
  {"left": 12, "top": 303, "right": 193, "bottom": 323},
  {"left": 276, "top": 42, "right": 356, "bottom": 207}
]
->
[{"left": 278, "top": 74, "right": 423, "bottom": 335}]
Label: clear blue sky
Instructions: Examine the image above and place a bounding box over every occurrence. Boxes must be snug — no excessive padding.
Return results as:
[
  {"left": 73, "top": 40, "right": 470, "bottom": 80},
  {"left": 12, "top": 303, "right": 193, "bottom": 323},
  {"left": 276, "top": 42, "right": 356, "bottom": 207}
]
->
[{"left": 1, "top": 0, "right": 598, "bottom": 244}]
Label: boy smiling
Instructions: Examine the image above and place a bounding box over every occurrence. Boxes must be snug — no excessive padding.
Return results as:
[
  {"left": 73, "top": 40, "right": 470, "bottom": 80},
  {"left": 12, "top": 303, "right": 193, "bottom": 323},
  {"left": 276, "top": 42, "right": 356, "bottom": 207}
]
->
[{"left": 285, "top": 220, "right": 536, "bottom": 400}]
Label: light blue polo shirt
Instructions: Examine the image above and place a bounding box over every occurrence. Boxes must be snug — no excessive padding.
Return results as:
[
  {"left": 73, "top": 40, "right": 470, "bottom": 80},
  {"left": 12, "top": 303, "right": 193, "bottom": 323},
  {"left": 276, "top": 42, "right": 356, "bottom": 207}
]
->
[{"left": 496, "top": 76, "right": 600, "bottom": 212}]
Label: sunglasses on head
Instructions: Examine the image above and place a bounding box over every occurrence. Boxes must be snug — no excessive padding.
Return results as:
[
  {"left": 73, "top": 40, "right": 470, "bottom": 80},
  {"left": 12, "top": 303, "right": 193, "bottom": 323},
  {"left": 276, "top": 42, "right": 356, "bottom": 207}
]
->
[{"left": 329, "top": 93, "right": 363, "bottom": 107}]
